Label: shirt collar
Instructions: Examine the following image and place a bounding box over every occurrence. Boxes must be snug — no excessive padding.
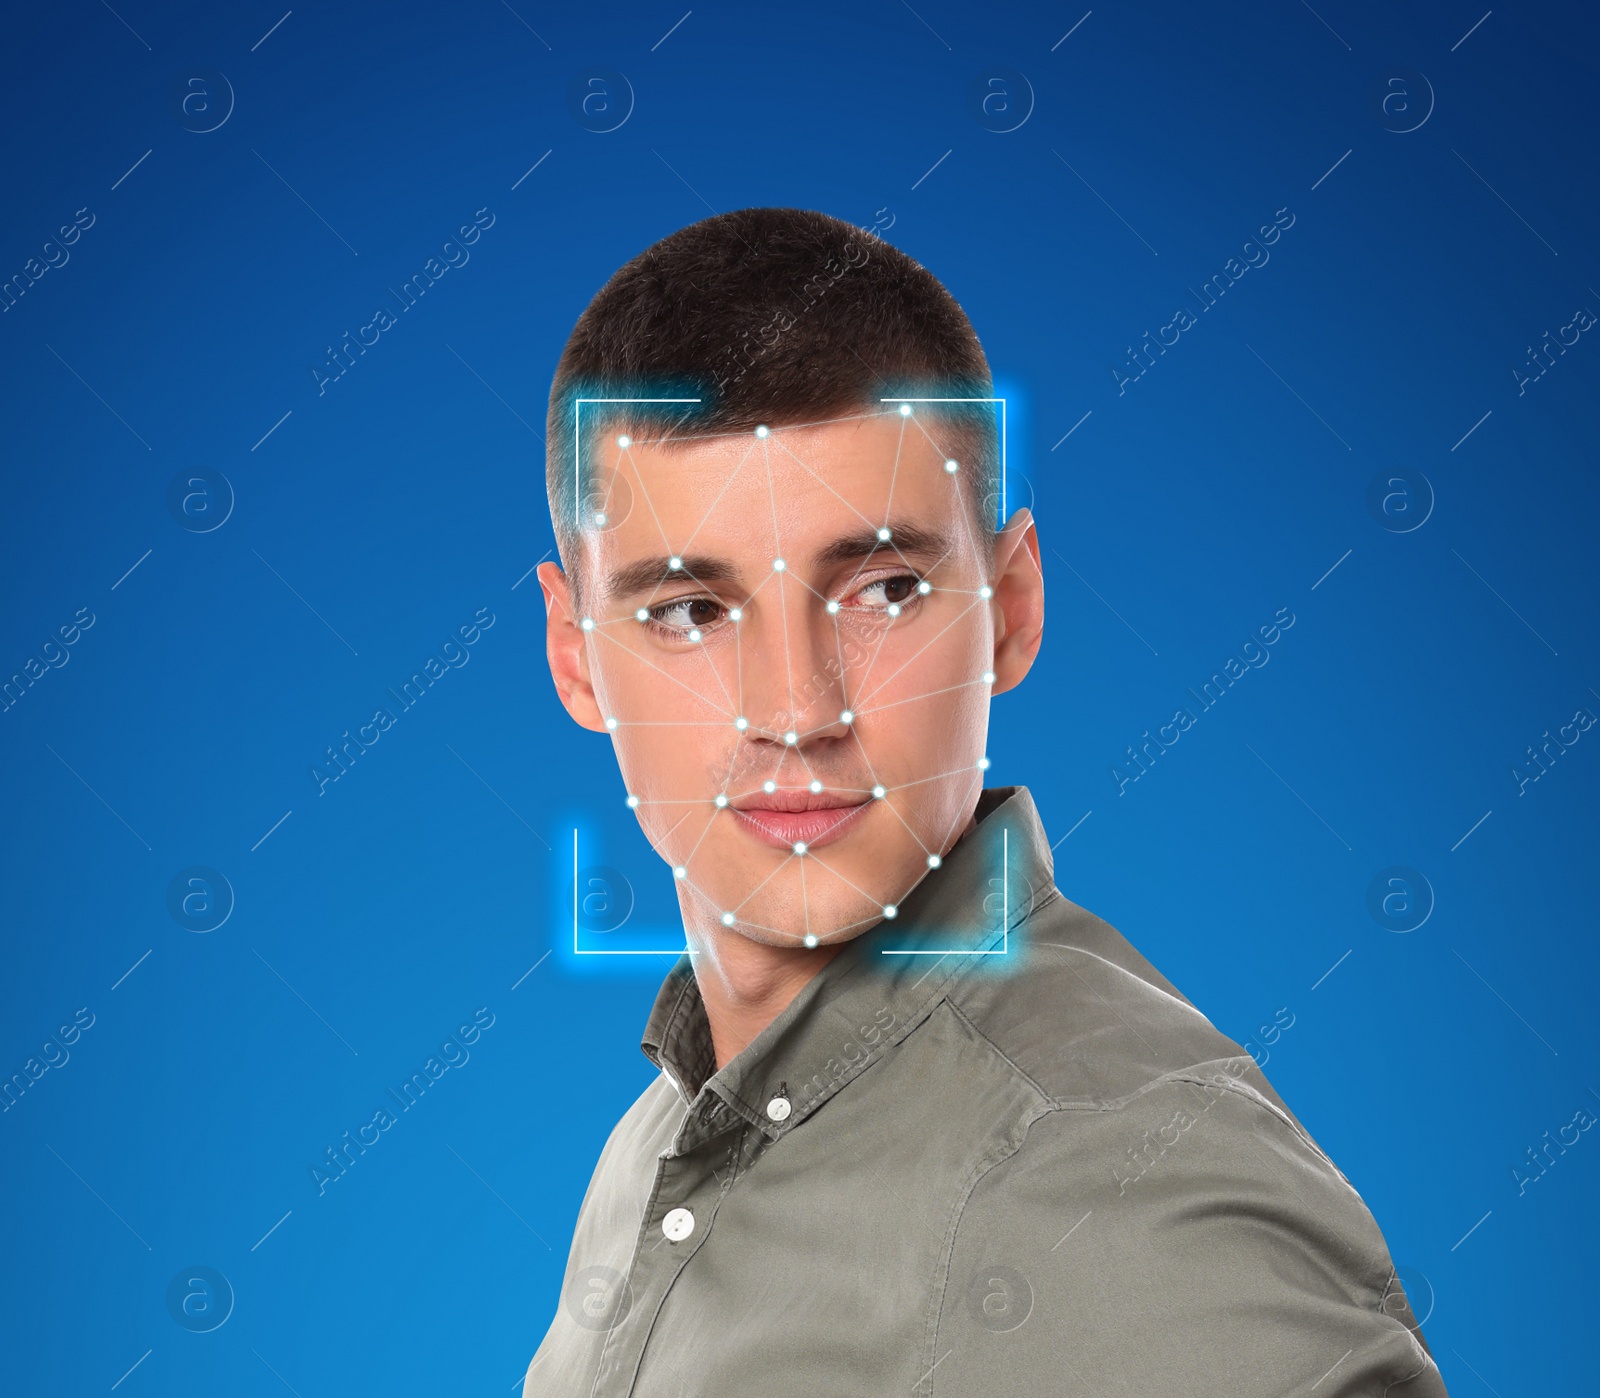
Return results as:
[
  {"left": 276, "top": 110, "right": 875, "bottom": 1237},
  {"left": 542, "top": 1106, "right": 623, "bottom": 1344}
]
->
[{"left": 640, "top": 786, "right": 1057, "bottom": 1142}]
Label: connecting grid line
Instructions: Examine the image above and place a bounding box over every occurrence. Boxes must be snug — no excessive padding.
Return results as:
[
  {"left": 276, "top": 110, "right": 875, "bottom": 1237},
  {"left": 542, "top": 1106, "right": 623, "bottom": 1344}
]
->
[
  {"left": 45, "top": 743, "right": 151, "bottom": 849},
  {"left": 111, "top": 1350, "right": 152, "bottom": 1390},
  {"left": 1310, "top": 549, "right": 1351, "bottom": 590},
  {"left": 1451, "top": 410, "right": 1492, "bottom": 451},
  {"left": 1451, "top": 1210, "right": 1491, "bottom": 1251},
  {"left": 882, "top": 829, "right": 1007, "bottom": 954},
  {"left": 574, "top": 398, "right": 701, "bottom": 530},
  {"left": 1051, "top": 150, "right": 1158, "bottom": 256},
  {"left": 571, "top": 408, "right": 1010, "bottom": 955},
  {"left": 45, "top": 1143, "right": 151, "bottom": 1249},
  {"left": 111, "top": 549, "right": 152, "bottom": 590},
  {"left": 252, "top": 10, "right": 292, "bottom": 49},
  {"left": 652, "top": 11, "right": 691, "bottom": 49},
  {"left": 1310, "top": 149, "right": 1351, "bottom": 190},
  {"left": 511, "top": 149, "right": 552, "bottom": 189},
  {"left": 1050, "top": 809, "right": 1093, "bottom": 850},
  {"left": 252, "top": 949, "right": 359, "bottom": 1056},
  {"left": 1450, "top": 548, "right": 1558, "bottom": 655},
  {"left": 111, "top": 149, "right": 151, "bottom": 189},
  {"left": 911, "top": 150, "right": 951, "bottom": 190},
  {"left": 880, "top": 398, "right": 1006, "bottom": 523},
  {"left": 251, "top": 409, "right": 292, "bottom": 450},
  {"left": 1310, "top": 949, "right": 1352, "bottom": 991},
  {"left": 1451, "top": 810, "right": 1493, "bottom": 851},
  {"left": 110, "top": 949, "right": 151, "bottom": 990},
  {"left": 1451, "top": 11, "right": 1492, "bottom": 50},
  {"left": 250, "top": 810, "right": 293, "bottom": 852},
  {"left": 1052, "top": 12, "right": 1091, "bottom": 49},
  {"left": 1450, "top": 949, "right": 1558, "bottom": 1056},
  {"left": 1243, "top": 743, "right": 1352, "bottom": 851},
  {"left": 250, "top": 149, "right": 358, "bottom": 256},
  {"left": 45, "top": 344, "right": 151, "bottom": 449},
  {"left": 1051, "top": 410, "right": 1091, "bottom": 449},
  {"left": 1450, "top": 148, "right": 1558, "bottom": 256},
  {"left": 251, "top": 1210, "right": 292, "bottom": 1250}
]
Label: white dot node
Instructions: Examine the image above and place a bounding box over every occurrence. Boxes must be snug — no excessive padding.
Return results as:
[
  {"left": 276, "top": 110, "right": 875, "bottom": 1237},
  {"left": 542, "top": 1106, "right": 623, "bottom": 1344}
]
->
[
  {"left": 928, "top": 854, "right": 942, "bottom": 868},
  {"left": 979, "top": 585, "right": 993, "bottom": 600},
  {"left": 773, "top": 558, "right": 786, "bottom": 572},
  {"left": 872, "top": 785, "right": 886, "bottom": 799},
  {"left": 616, "top": 434, "right": 631, "bottom": 448},
  {"left": 839, "top": 710, "right": 853, "bottom": 725},
  {"left": 715, "top": 793, "right": 729, "bottom": 808},
  {"left": 898, "top": 403, "right": 912, "bottom": 417},
  {"left": 809, "top": 779, "right": 823, "bottom": 793},
  {"left": 688, "top": 628, "right": 702, "bottom": 643},
  {"left": 876, "top": 527, "right": 891, "bottom": 541},
  {"left": 673, "top": 865, "right": 687, "bottom": 879},
  {"left": 730, "top": 607, "right": 743, "bottom": 622},
  {"left": 625, "top": 794, "right": 640, "bottom": 808},
  {"left": 605, "top": 717, "right": 618, "bottom": 730},
  {"left": 784, "top": 731, "right": 798, "bottom": 745},
  {"left": 887, "top": 604, "right": 901, "bottom": 618},
  {"left": 669, "top": 555, "right": 683, "bottom": 570},
  {"left": 755, "top": 425, "right": 769, "bottom": 438},
  {"left": 636, "top": 608, "right": 649, "bottom": 621},
  {"left": 982, "top": 670, "right": 996, "bottom": 684},
  {"left": 826, "top": 600, "right": 840, "bottom": 615},
  {"left": 594, "top": 512, "right": 608, "bottom": 526},
  {"left": 804, "top": 933, "right": 818, "bottom": 947},
  {"left": 793, "top": 841, "right": 807, "bottom": 855},
  {"left": 721, "top": 911, "right": 736, "bottom": 926},
  {"left": 883, "top": 904, "right": 899, "bottom": 918},
  {"left": 917, "top": 581, "right": 932, "bottom": 595},
  {"left": 580, "top": 617, "right": 595, "bottom": 631},
  {"left": 944, "top": 459, "right": 959, "bottom": 473},
  {"left": 977, "top": 757, "right": 991, "bottom": 771},
  {"left": 735, "top": 716, "right": 749, "bottom": 731}
]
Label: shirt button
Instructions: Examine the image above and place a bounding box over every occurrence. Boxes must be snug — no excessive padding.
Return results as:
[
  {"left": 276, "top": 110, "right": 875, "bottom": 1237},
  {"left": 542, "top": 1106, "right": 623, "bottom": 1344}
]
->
[
  {"left": 661, "top": 1207, "right": 695, "bottom": 1243},
  {"left": 766, "top": 1095, "right": 792, "bottom": 1122}
]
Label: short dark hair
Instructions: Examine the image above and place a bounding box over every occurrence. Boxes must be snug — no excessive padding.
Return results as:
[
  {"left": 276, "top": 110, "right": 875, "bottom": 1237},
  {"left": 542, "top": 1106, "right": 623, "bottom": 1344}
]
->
[{"left": 545, "top": 208, "right": 998, "bottom": 586}]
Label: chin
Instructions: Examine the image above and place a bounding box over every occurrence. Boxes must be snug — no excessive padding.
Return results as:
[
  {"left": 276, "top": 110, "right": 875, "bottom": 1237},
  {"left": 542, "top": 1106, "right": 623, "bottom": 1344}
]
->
[{"left": 718, "top": 864, "right": 915, "bottom": 947}]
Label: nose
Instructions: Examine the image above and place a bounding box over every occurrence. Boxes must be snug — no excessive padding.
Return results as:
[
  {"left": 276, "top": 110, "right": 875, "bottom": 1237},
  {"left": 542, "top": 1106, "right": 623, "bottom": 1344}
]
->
[{"left": 733, "top": 574, "right": 853, "bottom": 763}]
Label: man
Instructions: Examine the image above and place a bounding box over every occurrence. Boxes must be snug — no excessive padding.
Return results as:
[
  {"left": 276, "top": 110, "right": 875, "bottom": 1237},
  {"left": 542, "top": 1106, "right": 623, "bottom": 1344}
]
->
[{"left": 524, "top": 208, "right": 1445, "bottom": 1396}]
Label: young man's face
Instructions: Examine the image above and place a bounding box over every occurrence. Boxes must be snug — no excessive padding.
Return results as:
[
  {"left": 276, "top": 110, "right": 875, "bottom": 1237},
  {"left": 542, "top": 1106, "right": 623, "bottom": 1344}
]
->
[{"left": 539, "top": 408, "right": 1042, "bottom": 949}]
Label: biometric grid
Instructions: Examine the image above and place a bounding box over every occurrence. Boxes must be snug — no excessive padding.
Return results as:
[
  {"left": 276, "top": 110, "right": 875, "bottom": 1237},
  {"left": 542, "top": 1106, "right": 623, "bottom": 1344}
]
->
[{"left": 570, "top": 397, "right": 1011, "bottom": 955}]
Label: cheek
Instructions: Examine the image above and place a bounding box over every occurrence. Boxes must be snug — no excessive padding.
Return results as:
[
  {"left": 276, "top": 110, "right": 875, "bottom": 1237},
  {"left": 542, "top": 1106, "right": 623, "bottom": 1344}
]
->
[
  {"left": 603, "top": 655, "right": 732, "bottom": 792},
  {"left": 849, "top": 613, "right": 990, "bottom": 765}
]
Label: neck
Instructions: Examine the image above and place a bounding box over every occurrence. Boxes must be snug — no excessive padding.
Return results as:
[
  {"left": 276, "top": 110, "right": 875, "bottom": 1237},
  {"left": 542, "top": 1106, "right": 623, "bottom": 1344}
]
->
[
  {"left": 681, "top": 809, "right": 981, "bottom": 1070},
  {"left": 689, "top": 927, "right": 847, "bottom": 1070}
]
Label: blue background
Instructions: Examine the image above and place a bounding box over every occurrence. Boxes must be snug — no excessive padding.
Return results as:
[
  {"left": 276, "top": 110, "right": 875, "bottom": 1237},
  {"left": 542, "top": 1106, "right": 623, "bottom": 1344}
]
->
[{"left": 2, "top": 2, "right": 1595, "bottom": 1393}]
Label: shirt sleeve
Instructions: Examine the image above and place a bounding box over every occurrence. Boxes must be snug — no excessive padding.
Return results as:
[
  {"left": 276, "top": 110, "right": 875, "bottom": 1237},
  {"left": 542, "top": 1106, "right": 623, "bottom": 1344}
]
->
[{"left": 935, "top": 1069, "right": 1448, "bottom": 1396}]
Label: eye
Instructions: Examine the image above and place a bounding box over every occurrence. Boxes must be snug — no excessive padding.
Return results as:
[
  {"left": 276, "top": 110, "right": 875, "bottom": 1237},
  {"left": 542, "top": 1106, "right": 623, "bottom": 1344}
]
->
[
  {"left": 646, "top": 595, "right": 726, "bottom": 636},
  {"left": 847, "top": 573, "right": 922, "bottom": 610}
]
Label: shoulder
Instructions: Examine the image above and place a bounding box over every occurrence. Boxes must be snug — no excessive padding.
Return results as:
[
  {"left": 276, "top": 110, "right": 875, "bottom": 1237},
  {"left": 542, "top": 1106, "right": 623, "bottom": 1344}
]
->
[
  {"left": 941, "top": 1074, "right": 1443, "bottom": 1394},
  {"left": 948, "top": 887, "right": 1284, "bottom": 1113},
  {"left": 598, "top": 1070, "right": 681, "bottom": 1173}
]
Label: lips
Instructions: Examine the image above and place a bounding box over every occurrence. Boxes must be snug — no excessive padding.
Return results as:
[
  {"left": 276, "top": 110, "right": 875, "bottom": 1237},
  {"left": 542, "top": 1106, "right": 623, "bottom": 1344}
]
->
[{"left": 729, "top": 789, "right": 873, "bottom": 851}]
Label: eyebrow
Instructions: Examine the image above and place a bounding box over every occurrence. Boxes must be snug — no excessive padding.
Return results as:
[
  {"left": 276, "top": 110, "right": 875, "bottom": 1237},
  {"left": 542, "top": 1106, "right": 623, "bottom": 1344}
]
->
[
  {"left": 601, "top": 522, "right": 955, "bottom": 603},
  {"left": 602, "top": 555, "right": 743, "bottom": 602},
  {"left": 812, "top": 522, "right": 952, "bottom": 569}
]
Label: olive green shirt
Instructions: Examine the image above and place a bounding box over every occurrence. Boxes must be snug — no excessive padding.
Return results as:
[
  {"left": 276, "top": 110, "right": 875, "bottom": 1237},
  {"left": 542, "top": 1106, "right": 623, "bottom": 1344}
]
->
[{"left": 524, "top": 787, "right": 1446, "bottom": 1396}]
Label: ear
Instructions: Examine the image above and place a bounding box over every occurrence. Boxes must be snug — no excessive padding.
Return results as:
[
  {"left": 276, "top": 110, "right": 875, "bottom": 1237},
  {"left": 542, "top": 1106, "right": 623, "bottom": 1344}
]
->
[
  {"left": 537, "top": 561, "right": 608, "bottom": 732},
  {"left": 989, "top": 508, "right": 1044, "bottom": 696}
]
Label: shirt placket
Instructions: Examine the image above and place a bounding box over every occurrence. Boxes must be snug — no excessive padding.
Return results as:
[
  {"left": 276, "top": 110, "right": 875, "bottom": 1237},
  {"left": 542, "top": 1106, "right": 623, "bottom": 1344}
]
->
[{"left": 587, "top": 1095, "right": 757, "bottom": 1396}]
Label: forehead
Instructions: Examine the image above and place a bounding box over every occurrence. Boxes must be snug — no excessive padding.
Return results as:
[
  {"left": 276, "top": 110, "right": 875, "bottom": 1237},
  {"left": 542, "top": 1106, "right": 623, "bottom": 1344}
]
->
[{"left": 579, "top": 412, "right": 973, "bottom": 589}]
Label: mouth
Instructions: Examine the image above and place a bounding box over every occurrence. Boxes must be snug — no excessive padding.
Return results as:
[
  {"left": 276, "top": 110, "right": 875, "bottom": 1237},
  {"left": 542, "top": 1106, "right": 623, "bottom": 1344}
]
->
[{"left": 729, "top": 788, "right": 874, "bottom": 851}]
